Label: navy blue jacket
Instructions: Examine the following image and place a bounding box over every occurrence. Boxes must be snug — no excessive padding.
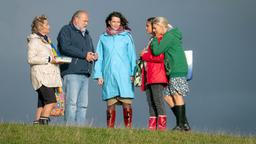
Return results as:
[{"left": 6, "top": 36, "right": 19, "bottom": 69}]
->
[{"left": 57, "top": 24, "right": 94, "bottom": 77}]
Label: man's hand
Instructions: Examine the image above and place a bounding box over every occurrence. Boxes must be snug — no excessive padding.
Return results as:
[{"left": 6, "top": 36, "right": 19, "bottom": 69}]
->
[
  {"left": 86, "top": 52, "right": 98, "bottom": 62},
  {"left": 86, "top": 52, "right": 95, "bottom": 62},
  {"left": 93, "top": 53, "right": 98, "bottom": 60}
]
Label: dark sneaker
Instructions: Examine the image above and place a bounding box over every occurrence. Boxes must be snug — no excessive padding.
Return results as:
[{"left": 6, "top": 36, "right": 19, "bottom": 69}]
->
[
  {"left": 39, "top": 117, "right": 50, "bottom": 125},
  {"left": 172, "top": 125, "right": 184, "bottom": 131},
  {"left": 183, "top": 123, "right": 191, "bottom": 131},
  {"left": 33, "top": 120, "right": 39, "bottom": 125}
]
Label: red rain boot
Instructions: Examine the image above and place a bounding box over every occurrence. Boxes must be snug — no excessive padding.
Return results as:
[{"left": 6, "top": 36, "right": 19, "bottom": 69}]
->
[
  {"left": 158, "top": 115, "right": 167, "bottom": 131},
  {"left": 107, "top": 109, "right": 116, "bottom": 128},
  {"left": 123, "top": 108, "right": 132, "bottom": 128},
  {"left": 148, "top": 116, "right": 157, "bottom": 130}
]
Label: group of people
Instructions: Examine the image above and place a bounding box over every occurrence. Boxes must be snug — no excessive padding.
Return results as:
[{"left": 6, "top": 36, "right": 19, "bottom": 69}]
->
[{"left": 27, "top": 10, "right": 191, "bottom": 131}]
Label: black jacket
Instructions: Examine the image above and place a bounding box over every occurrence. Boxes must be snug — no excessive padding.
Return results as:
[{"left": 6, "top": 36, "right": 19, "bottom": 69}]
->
[{"left": 57, "top": 24, "right": 94, "bottom": 77}]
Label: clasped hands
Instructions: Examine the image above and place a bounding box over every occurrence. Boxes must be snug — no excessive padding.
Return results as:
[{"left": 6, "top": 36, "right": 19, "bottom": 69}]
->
[{"left": 86, "top": 52, "right": 98, "bottom": 62}]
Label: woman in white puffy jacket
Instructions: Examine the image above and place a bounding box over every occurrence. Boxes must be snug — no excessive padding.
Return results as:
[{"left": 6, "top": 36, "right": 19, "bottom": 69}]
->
[{"left": 27, "top": 15, "right": 62, "bottom": 125}]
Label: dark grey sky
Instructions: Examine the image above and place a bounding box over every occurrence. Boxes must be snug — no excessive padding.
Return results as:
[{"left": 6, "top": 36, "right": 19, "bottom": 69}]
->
[{"left": 0, "top": 0, "right": 255, "bottom": 135}]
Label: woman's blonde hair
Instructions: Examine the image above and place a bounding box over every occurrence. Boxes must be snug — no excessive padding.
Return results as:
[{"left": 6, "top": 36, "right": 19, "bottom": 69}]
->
[
  {"left": 31, "top": 15, "right": 48, "bottom": 34},
  {"left": 153, "top": 17, "right": 170, "bottom": 29}
]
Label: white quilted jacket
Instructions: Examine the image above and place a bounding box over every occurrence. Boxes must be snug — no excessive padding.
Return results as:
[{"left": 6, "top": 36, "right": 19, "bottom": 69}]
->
[{"left": 27, "top": 33, "right": 62, "bottom": 90}]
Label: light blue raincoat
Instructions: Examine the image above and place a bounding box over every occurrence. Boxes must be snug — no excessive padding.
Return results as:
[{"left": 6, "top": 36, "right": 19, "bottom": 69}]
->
[{"left": 93, "top": 31, "right": 136, "bottom": 101}]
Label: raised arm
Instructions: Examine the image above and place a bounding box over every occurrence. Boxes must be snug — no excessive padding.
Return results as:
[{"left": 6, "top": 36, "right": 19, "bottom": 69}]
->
[
  {"left": 141, "top": 50, "right": 165, "bottom": 63},
  {"left": 151, "top": 32, "right": 173, "bottom": 56}
]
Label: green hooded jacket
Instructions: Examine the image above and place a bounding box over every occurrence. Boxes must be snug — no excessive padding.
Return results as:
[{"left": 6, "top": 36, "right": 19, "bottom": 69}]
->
[{"left": 151, "top": 28, "right": 188, "bottom": 77}]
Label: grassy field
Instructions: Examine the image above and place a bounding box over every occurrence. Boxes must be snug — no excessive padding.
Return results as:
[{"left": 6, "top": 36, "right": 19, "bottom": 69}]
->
[{"left": 0, "top": 123, "right": 255, "bottom": 144}]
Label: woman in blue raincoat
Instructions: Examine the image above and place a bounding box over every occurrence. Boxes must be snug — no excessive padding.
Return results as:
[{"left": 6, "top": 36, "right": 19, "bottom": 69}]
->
[{"left": 93, "top": 11, "right": 136, "bottom": 128}]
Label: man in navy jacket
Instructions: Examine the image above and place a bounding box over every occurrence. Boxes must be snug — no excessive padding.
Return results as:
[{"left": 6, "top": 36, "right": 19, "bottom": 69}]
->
[{"left": 57, "top": 10, "right": 97, "bottom": 125}]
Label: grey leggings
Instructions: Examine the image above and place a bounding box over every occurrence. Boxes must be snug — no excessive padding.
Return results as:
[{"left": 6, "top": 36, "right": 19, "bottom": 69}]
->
[{"left": 146, "top": 84, "right": 166, "bottom": 117}]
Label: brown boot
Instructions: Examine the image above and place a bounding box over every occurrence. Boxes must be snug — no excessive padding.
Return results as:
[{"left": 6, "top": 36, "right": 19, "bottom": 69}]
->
[
  {"left": 107, "top": 109, "right": 116, "bottom": 128},
  {"left": 123, "top": 108, "right": 132, "bottom": 128}
]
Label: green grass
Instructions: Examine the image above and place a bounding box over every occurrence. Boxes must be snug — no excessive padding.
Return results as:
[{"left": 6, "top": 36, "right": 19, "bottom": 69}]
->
[{"left": 0, "top": 123, "right": 255, "bottom": 144}]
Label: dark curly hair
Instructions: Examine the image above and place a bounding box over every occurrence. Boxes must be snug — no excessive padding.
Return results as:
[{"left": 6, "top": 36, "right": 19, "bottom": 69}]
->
[{"left": 105, "top": 11, "right": 130, "bottom": 30}]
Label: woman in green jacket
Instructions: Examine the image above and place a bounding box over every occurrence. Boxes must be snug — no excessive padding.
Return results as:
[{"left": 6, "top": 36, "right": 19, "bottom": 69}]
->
[{"left": 150, "top": 17, "right": 191, "bottom": 131}]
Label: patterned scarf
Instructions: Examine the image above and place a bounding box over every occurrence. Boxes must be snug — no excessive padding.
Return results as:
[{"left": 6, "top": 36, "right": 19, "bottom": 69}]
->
[
  {"left": 106, "top": 26, "right": 125, "bottom": 35},
  {"left": 36, "top": 33, "right": 61, "bottom": 57},
  {"left": 49, "top": 40, "right": 61, "bottom": 57}
]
